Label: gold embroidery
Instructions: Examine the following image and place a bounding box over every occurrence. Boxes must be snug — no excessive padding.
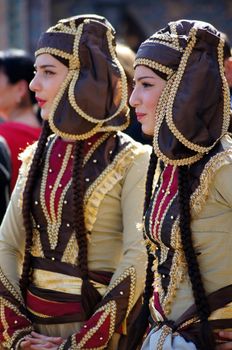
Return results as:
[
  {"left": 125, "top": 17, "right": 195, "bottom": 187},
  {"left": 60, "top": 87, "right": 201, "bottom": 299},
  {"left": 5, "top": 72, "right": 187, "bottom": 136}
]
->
[
  {"left": 134, "top": 58, "right": 174, "bottom": 79},
  {"left": 105, "top": 266, "right": 136, "bottom": 318},
  {"left": 157, "top": 325, "right": 172, "bottom": 350},
  {"left": 191, "top": 148, "right": 232, "bottom": 217},
  {"left": 0, "top": 298, "right": 32, "bottom": 348},
  {"left": 84, "top": 140, "right": 144, "bottom": 232},
  {"left": 40, "top": 138, "right": 73, "bottom": 250},
  {"left": 71, "top": 300, "right": 117, "bottom": 349}
]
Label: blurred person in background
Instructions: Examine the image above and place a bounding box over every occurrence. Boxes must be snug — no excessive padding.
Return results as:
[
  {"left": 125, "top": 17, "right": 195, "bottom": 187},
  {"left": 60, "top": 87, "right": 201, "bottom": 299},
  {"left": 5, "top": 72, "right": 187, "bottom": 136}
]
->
[
  {"left": 0, "top": 49, "right": 41, "bottom": 192},
  {"left": 116, "top": 42, "right": 151, "bottom": 144},
  {"left": 0, "top": 136, "right": 11, "bottom": 224}
]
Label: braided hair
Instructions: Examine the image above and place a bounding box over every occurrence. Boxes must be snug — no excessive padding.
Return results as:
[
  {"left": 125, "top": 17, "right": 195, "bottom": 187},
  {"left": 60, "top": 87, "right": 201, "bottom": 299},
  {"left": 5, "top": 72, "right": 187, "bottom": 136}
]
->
[
  {"left": 72, "top": 141, "right": 101, "bottom": 317},
  {"left": 20, "top": 126, "right": 101, "bottom": 316},
  {"left": 178, "top": 165, "right": 215, "bottom": 350},
  {"left": 20, "top": 120, "right": 51, "bottom": 299},
  {"left": 127, "top": 150, "right": 157, "bottom": 349}
]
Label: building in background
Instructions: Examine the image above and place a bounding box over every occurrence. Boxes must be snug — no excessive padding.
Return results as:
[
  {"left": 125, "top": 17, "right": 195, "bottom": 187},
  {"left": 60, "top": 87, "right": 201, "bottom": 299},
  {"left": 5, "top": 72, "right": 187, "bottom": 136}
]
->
[{"left": 0, "top": 0, "right": 232, "bottom": 54}]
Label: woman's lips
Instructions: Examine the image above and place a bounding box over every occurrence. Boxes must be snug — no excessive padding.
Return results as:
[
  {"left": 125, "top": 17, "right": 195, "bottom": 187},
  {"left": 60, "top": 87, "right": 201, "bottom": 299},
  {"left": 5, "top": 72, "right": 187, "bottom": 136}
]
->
[
  {"left": 36, "top": 97, "right": 46, "bottom": 108},
  {"left": 136, "top": 113, "right": 146, "bottom": 122}
]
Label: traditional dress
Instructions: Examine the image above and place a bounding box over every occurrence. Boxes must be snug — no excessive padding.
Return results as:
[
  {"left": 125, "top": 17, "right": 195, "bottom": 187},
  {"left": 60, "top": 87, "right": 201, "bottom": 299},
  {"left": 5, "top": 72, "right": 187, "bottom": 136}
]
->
[
  {"left": 132, "top": 19, "right": 232, "bottom": 349},
  {"left": 0, "top": 14, "right": 151, "bottom": 349},
  {"left": 143, "top": 135, "right": 232, "bottom": 349},
  {"left": 0, "top": 131, "right": 150, "bottom": 349}
]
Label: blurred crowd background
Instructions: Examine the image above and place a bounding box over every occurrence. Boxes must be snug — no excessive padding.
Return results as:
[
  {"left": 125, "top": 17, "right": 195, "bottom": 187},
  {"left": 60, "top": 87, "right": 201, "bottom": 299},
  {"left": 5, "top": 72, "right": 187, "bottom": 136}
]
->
[{"left": 0, "top": 0, "right": 231, "bottom": 54}]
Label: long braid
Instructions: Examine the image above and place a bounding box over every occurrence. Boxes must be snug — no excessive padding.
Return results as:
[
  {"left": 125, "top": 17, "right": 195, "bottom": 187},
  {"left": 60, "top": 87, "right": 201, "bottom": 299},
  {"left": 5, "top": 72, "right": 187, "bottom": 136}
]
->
[
  {"left": 127, "top": 151, "right": 157, "bottom": 350},
  {"left": 20, "top": 121, "right": 51, "bottom": 300},
  {"left": 72, "top": 141, "right": 101, "bottom": 318},
  {"left": 178, "top": 165, "right": 215, "bottom": 349}
]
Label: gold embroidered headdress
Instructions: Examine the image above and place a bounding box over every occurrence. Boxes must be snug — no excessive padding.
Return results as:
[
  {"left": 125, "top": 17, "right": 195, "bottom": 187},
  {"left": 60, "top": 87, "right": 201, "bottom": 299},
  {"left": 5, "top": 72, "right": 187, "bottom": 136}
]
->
[
  {"left": 35, "top": 14, "right": 129, "bottom": 140},
  {"left": 135, "top": 20, "right": 231, "bottom": 165}
]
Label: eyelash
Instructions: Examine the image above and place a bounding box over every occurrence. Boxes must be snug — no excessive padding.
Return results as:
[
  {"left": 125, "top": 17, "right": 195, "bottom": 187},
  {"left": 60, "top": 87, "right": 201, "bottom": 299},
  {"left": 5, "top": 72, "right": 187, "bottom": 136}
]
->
[
  {"left": 33, "top": 70, "right": 55, "bottom": 76},
  {"left": 142, "top": 82, "right": 153, "bottom": 88}
]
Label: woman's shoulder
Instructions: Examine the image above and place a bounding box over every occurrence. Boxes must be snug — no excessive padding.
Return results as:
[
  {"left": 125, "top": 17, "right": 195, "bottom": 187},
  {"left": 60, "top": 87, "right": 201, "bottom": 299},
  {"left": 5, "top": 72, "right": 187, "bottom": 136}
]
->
[{"left": 117, "top": 131, "right": 152, "bottom": 157}]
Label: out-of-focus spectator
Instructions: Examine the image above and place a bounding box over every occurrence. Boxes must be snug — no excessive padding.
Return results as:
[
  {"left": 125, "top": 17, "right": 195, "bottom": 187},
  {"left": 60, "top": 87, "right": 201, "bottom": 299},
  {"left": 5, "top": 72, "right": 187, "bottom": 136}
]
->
[
  {"left": 0, "top": 135, "right": 11, "bottom": 224},
  {"left": 0, "top": 49, "right": 41, "bottom": 191},
  {"left": 221, "top": 32, "right": 232, "bottom": 107},
  {"left": 116, "top": 42, "right": 151, "bottom": 144}
]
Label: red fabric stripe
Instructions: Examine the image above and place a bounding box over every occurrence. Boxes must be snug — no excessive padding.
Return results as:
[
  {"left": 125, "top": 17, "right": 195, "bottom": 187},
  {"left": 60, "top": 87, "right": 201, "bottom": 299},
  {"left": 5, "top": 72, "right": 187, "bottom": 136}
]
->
[
  {"left": 26, "top": 290, "right": 83, "bottom": 317},
  {"left": 152, "top": 165, "right": 178, "bottom": 239}
]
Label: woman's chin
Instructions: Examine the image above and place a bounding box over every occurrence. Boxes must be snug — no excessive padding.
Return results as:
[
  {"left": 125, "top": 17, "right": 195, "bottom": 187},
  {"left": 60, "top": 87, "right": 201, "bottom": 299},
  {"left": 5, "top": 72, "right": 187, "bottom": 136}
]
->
[{"left": 141, "top": 126, "right": 153, "bottom": 137}]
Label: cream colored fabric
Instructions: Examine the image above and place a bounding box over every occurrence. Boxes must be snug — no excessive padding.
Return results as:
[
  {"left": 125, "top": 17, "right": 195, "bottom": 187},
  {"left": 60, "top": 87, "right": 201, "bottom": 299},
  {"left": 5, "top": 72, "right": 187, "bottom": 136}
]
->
[
  {"left": 0, "top": 134, "right": 151, "bottom": 346},
  {"left": 169, "top": 136, "right": 232, "bottom": 320}
]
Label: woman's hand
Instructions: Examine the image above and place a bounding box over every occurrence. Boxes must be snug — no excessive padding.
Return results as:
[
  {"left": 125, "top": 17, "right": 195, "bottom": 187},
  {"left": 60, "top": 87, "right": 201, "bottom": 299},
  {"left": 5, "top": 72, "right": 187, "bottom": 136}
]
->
[
  {"left": 216, "top": 331, "right": 232, "bottom": 350},
  {"left": 20, "top": 332, "right": 64, "bottom": 350}
]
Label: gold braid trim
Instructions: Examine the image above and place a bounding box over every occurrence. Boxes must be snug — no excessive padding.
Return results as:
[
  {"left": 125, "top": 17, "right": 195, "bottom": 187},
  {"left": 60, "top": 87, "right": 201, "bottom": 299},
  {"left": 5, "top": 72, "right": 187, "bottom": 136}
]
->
[
  {"left": 134, "top": 58, "right": 174, "bottom": 79},
  {"left": 0, "top": 268, "right": 24, "bottom": 305},
  {"left": 190, "top": 147, "right": 232, "bottom": 217},
  {"left": 153, "top": 75, "right": 203, "bottom": 165},
  {"left": 105, "top": 266, "right": 136, "bottom": 318},
  {"left": 35, "top": 48, "right": 79, "bottom": 70},
  {"left": 218, "top": 39, "right": 231, "bottom": 133},
  {"left": 17, "top": 142, "right": 38, "bottom": 209},
  {"left": 67, "top": 27, "right": 128, "bottom": 125},
  {"left": 0, "top": 298, "right": 32, "bottom": 348},
  {"left": 157, "top": 325, "right": 173, "bottom": 350},
  {"left": 165, "top": 28, "right": 230, "bottom": 154},
  {"left": 84, "top": 141, "right": 144, "bottom": 232},
  {"left": 71, "top": 300, "right": 117, "bottom": 349}
]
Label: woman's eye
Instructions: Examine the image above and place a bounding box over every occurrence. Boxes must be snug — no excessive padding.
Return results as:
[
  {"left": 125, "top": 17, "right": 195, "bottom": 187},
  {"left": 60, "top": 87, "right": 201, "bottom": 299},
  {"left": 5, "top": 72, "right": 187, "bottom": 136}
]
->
[
  {"left": 44, "top": 70, "right": 55, "bottom": 76},
  {"left": 142, "top": 82, "right": 153, "bottom": 88}
]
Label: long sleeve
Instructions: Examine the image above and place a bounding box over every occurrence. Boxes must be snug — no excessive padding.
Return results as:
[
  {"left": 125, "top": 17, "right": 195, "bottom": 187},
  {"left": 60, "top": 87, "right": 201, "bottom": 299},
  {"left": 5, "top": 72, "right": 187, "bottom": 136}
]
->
[
  {"left": 0, "top": 147, "right": 34, "bottom": 349},
  {"left": 58, "top": 147, "right": 150, "bottom": 349}
]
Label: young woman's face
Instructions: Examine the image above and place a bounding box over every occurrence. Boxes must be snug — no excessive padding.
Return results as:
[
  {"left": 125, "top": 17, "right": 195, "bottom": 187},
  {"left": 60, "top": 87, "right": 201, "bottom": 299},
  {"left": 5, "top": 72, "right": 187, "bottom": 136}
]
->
[
  {"left": 30, "top": 54, "right": 68, "bottom": 120},
  {"left": 129, "top": 65, "right": 166, "bottom": 136}
]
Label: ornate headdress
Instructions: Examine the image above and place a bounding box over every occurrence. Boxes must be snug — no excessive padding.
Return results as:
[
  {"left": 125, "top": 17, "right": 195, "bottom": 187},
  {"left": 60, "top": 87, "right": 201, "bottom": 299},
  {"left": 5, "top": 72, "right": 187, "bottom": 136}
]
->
[
  {"left": 35, "top": 14, "right": 129, "bottom": 140},
  {"left": 135, "top": 20, "right": 231, "bottom": 165}
]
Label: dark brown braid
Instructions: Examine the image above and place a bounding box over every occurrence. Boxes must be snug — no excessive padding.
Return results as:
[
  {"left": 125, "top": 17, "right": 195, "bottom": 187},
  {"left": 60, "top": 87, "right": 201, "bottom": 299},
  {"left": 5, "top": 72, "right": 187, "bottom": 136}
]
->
[
  {"left": 20, "top": 121, "right": 51, "bottom": 300},
  {"left": 127, "top": 150, "right": 157, "bottom": 350},
  {"left": 178, "top": 165, "right": 215, "bottom": 349},
  {"left": 72, "top": 141, "right": 101, "bottom": 318}
]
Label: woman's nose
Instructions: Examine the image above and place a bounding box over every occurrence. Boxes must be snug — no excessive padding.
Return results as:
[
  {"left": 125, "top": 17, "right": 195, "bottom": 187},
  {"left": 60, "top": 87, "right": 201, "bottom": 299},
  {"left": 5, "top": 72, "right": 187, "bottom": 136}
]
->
[
  {"left": 129, "top": 88, "right": 139, "bottom": 108},
  {"left": 29, "top": 75, "right": 39, "bottom": 92}
]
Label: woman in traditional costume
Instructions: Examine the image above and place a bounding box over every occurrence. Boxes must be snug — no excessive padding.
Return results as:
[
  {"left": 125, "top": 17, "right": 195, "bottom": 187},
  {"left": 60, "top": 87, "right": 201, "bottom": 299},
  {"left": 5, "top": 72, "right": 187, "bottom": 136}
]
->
[
  {"left": 0, "top": 14, "right": 150, "bottom": 350},
  {"left": 129, "top": 19, "right": 232, "bottom": 350}
]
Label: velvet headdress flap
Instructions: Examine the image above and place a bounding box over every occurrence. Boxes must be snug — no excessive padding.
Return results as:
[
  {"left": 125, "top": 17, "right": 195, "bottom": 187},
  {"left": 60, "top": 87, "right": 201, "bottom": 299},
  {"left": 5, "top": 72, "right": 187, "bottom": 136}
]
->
[
  {"left": 135, "top": 20, "right": 231, "bottom": 165},
  {"left": 35, "top": 15, "right": 129, "bottom": 140}
]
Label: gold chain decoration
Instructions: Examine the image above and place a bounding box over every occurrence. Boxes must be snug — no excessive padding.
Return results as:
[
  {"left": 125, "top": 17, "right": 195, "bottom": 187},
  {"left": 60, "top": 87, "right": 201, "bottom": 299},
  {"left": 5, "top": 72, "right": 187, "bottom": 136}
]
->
[
  {"left": 157, "top": 325, "right": 173, "bottom": 350},
  {"left": 134, "top": 58, "right": 174, "bottom": 79},
  {"left": 153, "top": 74, "right": 203, "bottom": 165},
  {"left": 217, "top": 39, "right": 231, "bottom": 133},
  {"left": 67, "top": 28, "right": 128, "bottom": 125},
  {"left": 165, "top": 27, "right": 230, "bottom": 155}
]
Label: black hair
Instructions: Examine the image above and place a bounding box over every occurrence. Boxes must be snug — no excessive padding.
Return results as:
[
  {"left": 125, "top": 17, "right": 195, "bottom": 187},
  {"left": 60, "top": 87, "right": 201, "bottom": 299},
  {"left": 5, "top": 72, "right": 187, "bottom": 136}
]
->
[
  {"left": 178, "top": 165, "right": 215, "bottom": 349},
  {"left": 0, "top": 48, "right": 36, "bottom": 105}
]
